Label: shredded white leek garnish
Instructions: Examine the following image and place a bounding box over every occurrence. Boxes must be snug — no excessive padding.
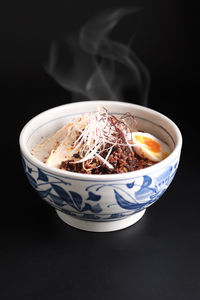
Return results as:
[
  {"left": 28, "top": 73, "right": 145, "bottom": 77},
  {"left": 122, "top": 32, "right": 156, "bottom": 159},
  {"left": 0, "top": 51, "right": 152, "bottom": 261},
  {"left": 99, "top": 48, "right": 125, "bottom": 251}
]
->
[{"left": 70, "top": 107, "right": 138, "bottom": 169}]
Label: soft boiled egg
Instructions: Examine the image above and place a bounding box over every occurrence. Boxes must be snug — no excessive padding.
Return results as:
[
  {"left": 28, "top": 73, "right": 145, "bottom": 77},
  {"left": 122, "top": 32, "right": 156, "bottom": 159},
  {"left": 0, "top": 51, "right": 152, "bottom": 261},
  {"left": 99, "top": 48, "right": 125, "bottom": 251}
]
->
[{"left": 130, "top": 132, "right": 170, "bottom": 162}]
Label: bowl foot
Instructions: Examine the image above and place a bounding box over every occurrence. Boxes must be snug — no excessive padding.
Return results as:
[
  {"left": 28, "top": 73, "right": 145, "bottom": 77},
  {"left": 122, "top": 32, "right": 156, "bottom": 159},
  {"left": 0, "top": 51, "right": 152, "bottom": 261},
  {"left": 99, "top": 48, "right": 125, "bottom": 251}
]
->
[{"left": 56, "top": 209, "right": 146, "bottom": 232}]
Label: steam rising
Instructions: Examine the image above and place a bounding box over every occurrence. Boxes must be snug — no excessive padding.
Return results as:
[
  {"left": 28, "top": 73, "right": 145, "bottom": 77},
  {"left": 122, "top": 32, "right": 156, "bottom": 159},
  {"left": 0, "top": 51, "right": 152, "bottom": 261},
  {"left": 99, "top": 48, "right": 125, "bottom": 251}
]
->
[{"left": 45, "top": 7, "right": 150, "bottom": 105}]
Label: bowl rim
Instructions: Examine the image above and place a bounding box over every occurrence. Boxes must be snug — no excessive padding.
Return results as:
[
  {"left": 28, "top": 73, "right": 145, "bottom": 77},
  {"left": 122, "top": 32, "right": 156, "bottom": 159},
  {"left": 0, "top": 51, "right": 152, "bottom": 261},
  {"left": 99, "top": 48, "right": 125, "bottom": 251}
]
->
[{"left": 19, "top": 100, "right": 182, "bottom": 181}]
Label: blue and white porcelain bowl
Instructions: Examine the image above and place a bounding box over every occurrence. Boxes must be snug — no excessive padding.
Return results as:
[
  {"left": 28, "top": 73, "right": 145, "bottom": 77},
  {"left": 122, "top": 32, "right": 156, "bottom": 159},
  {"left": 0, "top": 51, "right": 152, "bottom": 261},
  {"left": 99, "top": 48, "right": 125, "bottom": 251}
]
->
[{"left": 19, "top": 101, "right": 182, "bottom": 232}]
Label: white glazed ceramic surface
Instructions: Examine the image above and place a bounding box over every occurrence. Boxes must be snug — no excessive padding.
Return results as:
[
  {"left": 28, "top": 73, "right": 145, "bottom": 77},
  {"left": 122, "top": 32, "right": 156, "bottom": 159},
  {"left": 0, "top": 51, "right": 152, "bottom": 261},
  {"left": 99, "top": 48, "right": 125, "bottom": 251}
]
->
[{"left": 19, "top": 101, "right": 182, "bottom": 232}]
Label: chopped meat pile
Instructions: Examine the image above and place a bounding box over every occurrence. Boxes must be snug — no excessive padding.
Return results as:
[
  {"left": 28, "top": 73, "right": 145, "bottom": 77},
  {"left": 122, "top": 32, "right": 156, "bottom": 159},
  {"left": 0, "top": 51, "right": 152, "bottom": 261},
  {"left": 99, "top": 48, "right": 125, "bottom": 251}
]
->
[{"left": 60, "top": 143, "right": 156, "bottom": 174}]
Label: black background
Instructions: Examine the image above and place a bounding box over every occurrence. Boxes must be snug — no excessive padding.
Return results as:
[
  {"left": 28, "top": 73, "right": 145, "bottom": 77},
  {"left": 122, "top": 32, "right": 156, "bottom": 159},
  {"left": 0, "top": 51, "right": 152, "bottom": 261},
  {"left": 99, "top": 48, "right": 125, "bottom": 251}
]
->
[{"left": 1, "top": 0, "right": 200, "bottom": 299}]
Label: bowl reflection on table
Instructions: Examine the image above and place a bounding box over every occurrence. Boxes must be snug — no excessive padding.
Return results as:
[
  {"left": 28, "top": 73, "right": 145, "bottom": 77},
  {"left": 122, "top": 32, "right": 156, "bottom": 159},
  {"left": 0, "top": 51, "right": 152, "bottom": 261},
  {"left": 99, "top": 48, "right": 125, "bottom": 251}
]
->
[{"left": 19, "top": 101, "right": 182, "bottom": 232}]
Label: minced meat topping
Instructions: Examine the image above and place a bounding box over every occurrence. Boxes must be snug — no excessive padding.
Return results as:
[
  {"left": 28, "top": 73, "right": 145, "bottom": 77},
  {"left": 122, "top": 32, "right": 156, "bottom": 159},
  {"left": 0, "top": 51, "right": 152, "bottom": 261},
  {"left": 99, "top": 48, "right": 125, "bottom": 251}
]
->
[{"left": 60, "top": 143, "right": 156, "bottom": 174}]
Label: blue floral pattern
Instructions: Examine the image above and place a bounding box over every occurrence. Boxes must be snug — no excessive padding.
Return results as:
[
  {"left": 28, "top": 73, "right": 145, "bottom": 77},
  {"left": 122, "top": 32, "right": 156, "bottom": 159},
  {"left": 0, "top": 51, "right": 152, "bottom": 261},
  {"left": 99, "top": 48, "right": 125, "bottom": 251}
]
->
[{"left": 21, "top": 155, "right": 179, "bottom": 221}]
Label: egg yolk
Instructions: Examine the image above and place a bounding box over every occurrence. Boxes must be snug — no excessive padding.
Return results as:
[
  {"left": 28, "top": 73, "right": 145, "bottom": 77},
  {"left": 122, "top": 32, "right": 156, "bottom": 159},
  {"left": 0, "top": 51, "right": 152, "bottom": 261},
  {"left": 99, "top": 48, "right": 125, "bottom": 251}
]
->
[{"left": 135, "top": 135, "right": 161, "bottom": 153}]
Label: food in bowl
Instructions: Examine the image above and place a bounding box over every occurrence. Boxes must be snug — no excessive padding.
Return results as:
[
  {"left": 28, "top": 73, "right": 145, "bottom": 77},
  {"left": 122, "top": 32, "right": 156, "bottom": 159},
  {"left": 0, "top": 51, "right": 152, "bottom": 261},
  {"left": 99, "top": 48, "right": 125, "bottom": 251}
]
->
[
  {"left": 31, "top": 107, "right": 170, "bottom": 174},
  {"left": 20, "top": 101, "right": 182, "bottom": 232}
]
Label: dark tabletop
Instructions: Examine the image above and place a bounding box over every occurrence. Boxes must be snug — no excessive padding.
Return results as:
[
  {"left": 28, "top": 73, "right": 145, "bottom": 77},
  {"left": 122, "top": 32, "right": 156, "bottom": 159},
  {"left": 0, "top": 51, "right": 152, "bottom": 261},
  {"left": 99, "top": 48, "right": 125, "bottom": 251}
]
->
[{"left": 1, "top": 1, "right": 199, "bottom": 299}]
